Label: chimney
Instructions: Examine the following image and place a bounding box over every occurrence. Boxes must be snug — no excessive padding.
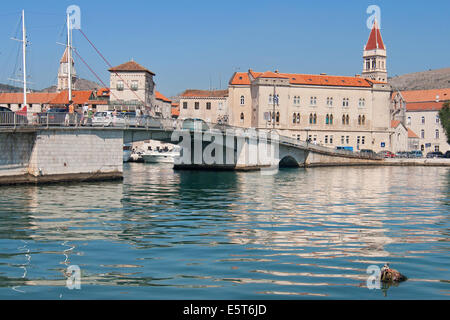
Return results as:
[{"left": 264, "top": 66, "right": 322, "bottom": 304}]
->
[{"left": 355, "top": 74, "right": 361, "bottom": 78}]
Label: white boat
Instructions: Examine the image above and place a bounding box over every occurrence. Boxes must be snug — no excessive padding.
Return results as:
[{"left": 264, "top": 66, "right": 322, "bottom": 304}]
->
[
  {"left": 123, "top": 144, "right": 132, "bottom": 162},
  {"left": 142, "top": 147, "right": 181, "bottom": 164}
]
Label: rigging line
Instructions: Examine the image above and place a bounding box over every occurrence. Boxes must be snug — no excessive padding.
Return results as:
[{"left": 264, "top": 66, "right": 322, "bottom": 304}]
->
[
  {"left": 73, "top": 49, "right": 121, "bottom": 102},
  {"left": 78, "top": 29, "right": 148, "bottom": 107}
]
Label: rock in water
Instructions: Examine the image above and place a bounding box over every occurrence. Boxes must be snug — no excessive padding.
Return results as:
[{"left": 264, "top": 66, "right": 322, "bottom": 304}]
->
[{"left": 380, "top": 263, "right": 407, "bottom": 283}]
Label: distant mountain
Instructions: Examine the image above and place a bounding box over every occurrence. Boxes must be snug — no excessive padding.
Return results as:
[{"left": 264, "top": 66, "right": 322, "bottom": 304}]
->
[
  {"left": 40, "top": 78, "right": 102, "bottom": 92},
  {"left": 0, "top": 83, "right": 23, "bottom": 93},
  {"left": 389, "top": 68, "right": 450, "bottom": 91}
]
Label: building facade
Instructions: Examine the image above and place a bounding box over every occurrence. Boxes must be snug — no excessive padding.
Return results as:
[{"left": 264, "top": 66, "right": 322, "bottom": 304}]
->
[
  {"left": 391, "top": 88, "right": 450, "bottom": 153},
  {"left": 108, "top": 60, "right": 156, "bottom": 112},
  {"left": 179, "top": 90, "right": 229, "bottom": 124}
]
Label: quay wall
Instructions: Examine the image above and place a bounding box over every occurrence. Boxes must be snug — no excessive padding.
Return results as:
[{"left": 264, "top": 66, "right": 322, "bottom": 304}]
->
[{"left": 0, "top": 129, "right": 124, "bottom": 185}]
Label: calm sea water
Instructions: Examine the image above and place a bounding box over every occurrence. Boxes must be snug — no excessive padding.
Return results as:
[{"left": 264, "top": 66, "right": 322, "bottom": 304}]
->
[{"left": 0, "top": 164, "right": 449, "bottom": 300}]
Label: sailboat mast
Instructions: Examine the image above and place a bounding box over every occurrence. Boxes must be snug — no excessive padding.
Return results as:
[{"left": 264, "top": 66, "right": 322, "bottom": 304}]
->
[
  {"left": 22, "top": 10, "right": 27, "bottom": 107},
  {"left": 67, "top": 13, "right": 72, "bottom": 103}
]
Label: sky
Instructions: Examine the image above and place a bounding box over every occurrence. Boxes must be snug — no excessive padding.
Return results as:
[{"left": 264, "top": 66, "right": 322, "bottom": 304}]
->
[{"left": 0, "top": 0, "right": 449, "bottom": 97}]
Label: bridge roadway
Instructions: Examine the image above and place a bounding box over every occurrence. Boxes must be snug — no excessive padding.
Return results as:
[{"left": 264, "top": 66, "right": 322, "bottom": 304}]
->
[{"left": 0, "top": 119, "right": 385, "bottom": 185}]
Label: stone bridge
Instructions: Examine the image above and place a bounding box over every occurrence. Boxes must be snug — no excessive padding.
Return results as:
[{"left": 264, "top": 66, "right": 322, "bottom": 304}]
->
[{"left": 0, "top": 121, "right": 383, "bottom": 184}]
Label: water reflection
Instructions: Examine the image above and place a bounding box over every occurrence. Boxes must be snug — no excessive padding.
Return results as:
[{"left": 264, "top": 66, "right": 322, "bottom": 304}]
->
[{"left": 0, "top": 165, "right": 448, "bottom": 299}]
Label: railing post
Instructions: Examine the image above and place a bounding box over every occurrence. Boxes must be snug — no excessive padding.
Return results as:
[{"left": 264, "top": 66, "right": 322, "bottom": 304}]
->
[{"left": 14, "top": 113, "right": 16, "bottom": 129}]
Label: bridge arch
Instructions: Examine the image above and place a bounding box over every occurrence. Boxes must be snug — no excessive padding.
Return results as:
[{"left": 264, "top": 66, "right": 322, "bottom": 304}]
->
[{"left": 279, "top": 155, "right": 300, "bottom": 168}]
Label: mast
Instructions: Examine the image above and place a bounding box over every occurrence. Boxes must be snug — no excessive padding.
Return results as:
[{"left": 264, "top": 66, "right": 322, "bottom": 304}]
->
[
  {"left": 22, "top": 10, "right": 27, "bottom": 107},
  {"left": 67, "top": 13, "right": 72, "bottom": 103}
]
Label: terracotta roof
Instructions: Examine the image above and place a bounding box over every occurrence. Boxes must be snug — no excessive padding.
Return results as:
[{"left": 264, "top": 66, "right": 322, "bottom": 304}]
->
[
  {"left": 180, "top": 89, "right": 228, "bottom": 98},
  {"left": 171, "top": 104, "right": 180, "bottom": 117},
  {"left": 0, "top": 92, "right": 59, "bottom": 104},
  {"left": 60, "top": 48, "right": 74, "bottom": 64},
  {"left": 406, "top": 101, "right": 446, "bottom": 111},
  {"left": 155, "top": 91, "right": 171, "bottom": 103},
  {"left": 108, "top": 61, "right": 155, "bottom": 75},
  {"left": 50, "top": 90, "right": 93, "bottom": 105},
  {"left": 408, "top": 128, "right": 419, "bottom": 139},
  {"left": 399, "top": 88, "right": 450, "bottom": 103},
  {"left": 391, "top": 120, "right": 401, "bottom": 128},
  {"left": 230, "top": 70, "right": 373, "bottom": 88},
  {"left": 97, "top": 88, "right": 110, "bottom": 97},
  {"left": 365, "top": 20, "right": 385, "bottom": 51}
]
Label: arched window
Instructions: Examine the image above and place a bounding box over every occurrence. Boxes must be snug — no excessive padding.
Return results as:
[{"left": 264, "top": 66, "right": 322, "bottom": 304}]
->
[
  {"left": 296, "top": 113, "right": 300, "bottom": 123},
  {"left": 240, "top": 112, "right": 244, "bottom": 122},
  {"left": 421, "top": 116, "right": 425, "bottom": 124},
  {"left": 240, "top": 96, "right": 245, "bottom": 105},
  {"left": 330, "top": 114, "right": 333, "bottom": 125}
]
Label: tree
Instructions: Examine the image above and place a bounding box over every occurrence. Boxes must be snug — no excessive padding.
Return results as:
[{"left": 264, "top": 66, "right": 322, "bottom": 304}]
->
[{"left": 439, "top": 101, "right": 450, "bottom": 144}]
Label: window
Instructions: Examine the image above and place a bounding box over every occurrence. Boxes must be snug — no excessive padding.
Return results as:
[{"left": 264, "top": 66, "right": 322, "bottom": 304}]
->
[
  {"left": 117, "top": 80, "right": 124, "bottom": 91},
  {"left": 309, "top": 113, "right": 313, "bottom": 124},
  {"left": 240, "top": 96, "right": 245, "bottom": 105},
  {"left": 293, "top": 96, "right": 300, "bottom": 105},
  {"left": 342, "top": 98, "right": 349, "bottom": 107},
  {"left": 346, "top": 136, "right": 350, "bottom": 144},
  {"left": 218, "top": 102, "right": 223, "bottom": 110},
  {"left": 206, "top": 102, "right": 211, "bottom": 110},
  {"left": 342, "top": 115, "right": 346, "bottom": 125},
  {"left": 327, "top": 97, "right": 333, "bottom": 106},
  {"left": 313, "top": 113, "right": 317, "bottom": 124},
  {"left": 310, "top": 97, "right": 317, "bottom": 105},
  {"left": 131, "top": 80, "right": 138, "bottom": 91},
  {"left": 421, "top": 129, "right": 425, "bottom": 139},
  {"left": 362, "top": 136, "right": 365, "bottom": 145},
  {"left": 421, "top": 116, "right": 425, "bottom": 124},
  {"left": 407, "top": 116, "right": 411, "bottom": 125},
  {"left": 357, "top": 136, "right": 361, "bottom": 145},
  {"left": 359, "top": 98, "right": 365, "bottom": 107},
  {"left": 346, "top": 115, "right": 349, "bottom": 125},
  {"left": 341, "top": 136, "right": 345, "bottom": 144},
  {"left": 240, "top": 113, "right": 244, "bottom": 122},
  {"left": 325, "top": 135, "right": 328, "bottom": 144},
  {"left": 436, "top": 129, "right": 440, "bottom": 139},
  {"left": 435, "top": 146, "right": 440, "bottom": 152},
  {"left": 195, "top": 102, "right": 200, "bottom": 110},
  {"left": 330, "top": 135, "right": 333, "bottom": 144},
  {"left": 358, "top": 115, "right": 361, "bottom": 125},
  {"left": 297, "top": 113, "right": 300, "bottom": 123},
  {"left": 183, "top": 102, "right": 188, "bottom": 109},
  {"left": 269, "top": 94, "right": 273, "bottom": 104},
  {"left": 330, "top": 114, "right": 333, "bottom": 125},
  {"left": 276, "top": 112, "right": 280, "bottom": 123},
  {"left": 436, "top": 115, "right": 440, "bottom": 124},
  {"left": 326, "top": 114, "right": 330, "bottom": 125},
  {"left": 372, "top": 59, "right": 376, "bottom": 69},
  {"left": 366, "top": 59, "right": 370, "bottom": 70},
  {"left": 293, "top": 113, "right": 296, "bottom": 124}
]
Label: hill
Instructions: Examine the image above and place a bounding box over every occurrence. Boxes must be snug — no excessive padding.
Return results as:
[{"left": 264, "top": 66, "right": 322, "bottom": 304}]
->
[
  {"left": 389, "top": 68, "right": 450, "bottom": 91},
  {"left": 0, "top": 83, "right": 23, "bottom": 93}
]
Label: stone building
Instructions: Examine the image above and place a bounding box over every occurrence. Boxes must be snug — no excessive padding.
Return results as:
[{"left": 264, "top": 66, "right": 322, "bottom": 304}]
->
[
  {"left": 108, "top": 60, "right": 156, "bottom": 112},
  {"left": 179, "top": 89, "right": 229, "bottom": 124},
  {"left": 391, "top": 88, "right": 450, "bottom": 153},
  {"left": 57, "top": 48, "right": 77, "bottom": 92},
  {"left": 225, "top": 21, "right": 392, "bottom": 152},
  {"left": 154, "top": 91, "right": 173, "bottom": 119}
]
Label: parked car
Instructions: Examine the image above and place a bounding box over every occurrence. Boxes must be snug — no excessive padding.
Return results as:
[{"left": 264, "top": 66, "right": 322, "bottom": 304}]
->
[
  {"left": 182, "top": 118, "right": 209, "bottom": 132},
  {"left": 138, "top": 115, "right": 162, "bottom": 128},
  {"left": 395, "top": 151, "right": 409, "bottom": 158},
  {"left": 378, "top": 150, "right": 395, "bottom": 158},
  {"left": 445, "top": 151, "right": 450, "bottom": 159},
  {"left": 408, "top": 150, "right": 423, "bottom": 158},
  {"left": 38, "top": 108, "right": 81, "bottom": 126},
  {"left": 0, "top": 106, "right": 28, "bottom": 125},
  {"left": 92, "top": 111, "right": 119, "bottom": 127},
  {"left": 426, "top": 151, "right": 444, "bottom": 158},
  {"left": 360, "top": 149, "right": 376, "bottom": 157}
]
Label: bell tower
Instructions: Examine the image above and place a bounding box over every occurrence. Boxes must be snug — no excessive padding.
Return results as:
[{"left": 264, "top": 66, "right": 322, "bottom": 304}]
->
[
  {"left": 362, "top": 19, "right": 387, "bottom": 82},
  {"left": 57, "top": 47, "right": 77, "bottom": 92}
]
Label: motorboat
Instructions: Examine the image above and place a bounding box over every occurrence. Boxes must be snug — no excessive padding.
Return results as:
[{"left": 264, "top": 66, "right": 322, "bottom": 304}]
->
[
  {"left": 142, "top": 147, "right": 181, "bottom": 164},
  {"left": 123, "top": 143, "right": 132, "bottom": 162}
]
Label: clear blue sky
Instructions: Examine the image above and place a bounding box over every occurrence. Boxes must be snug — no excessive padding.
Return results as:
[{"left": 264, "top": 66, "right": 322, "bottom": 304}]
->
[{"left": 0, "top": 0, "right": 449, "bottom": 96}]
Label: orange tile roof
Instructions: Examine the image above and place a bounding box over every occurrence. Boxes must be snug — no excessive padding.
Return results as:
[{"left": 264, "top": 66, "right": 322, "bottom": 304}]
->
[
  {"left": 180, "top": 89, "right": 228, "bottom": 98},
  {"left": 365, "top": 20, "right": 385, "bottom": 50},
  {"left": 97, "top": 88, "right": 110, "bottom": 97},
  {"left": 230, "top": 70, "right": 373, "bottom": 88},
  {"left": 155, "top": 91, "right": 172, "bottom": 103},
  {"left": 108, "top": 60, "right": 155, "bottom": 75},
  {"left": 0, "top": 92, "right": 59, "bottom": 104},
  {"left": 391, "top": 120, "right": 401, "bottom": 128},
  {"left": 406, "top": 101, "right": 446, "bottom": 111},
  {"left": 407, "top": 128, "right": 419, "bottom": 139},
  {"left": 171, "top": 105, "right": 180, "bottom": 117},
  {"left": 399, "top": 88, "right": 450, "bottom": 103},
  {"left": 50, "top": 90, "right": 93, "bottom": 105}
]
